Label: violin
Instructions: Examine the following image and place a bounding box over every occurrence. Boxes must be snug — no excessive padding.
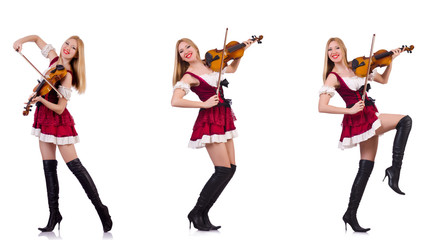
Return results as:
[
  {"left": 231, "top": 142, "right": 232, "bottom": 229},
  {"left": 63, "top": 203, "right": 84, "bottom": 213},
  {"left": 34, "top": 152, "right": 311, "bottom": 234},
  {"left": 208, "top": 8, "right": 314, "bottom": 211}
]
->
[
  {"left": 352, "top": 45, "right": 414, "bottom": 78},
  {"left": 205, "top": 35, "right": 263, "bottom": 72},
  {"left": 23, "top": 65, "right": 67, "bottom": 116}
]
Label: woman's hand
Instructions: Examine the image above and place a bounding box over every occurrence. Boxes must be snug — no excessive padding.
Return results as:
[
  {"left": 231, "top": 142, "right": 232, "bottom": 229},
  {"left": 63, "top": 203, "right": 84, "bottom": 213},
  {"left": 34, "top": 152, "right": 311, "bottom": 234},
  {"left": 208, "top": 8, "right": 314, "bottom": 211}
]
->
[
  {"left": 391, "top": 47, "right": 404, "bottom": 61},
  {"left": 13, "top": 40, "right": 23, "bottom": 52},
  {"left": 202, "top": 95, "right": 219, "bottom": 108},
  {"left": 348, "top": 100, "right": 365, "bottom": 114},
  {"left": 26, "top": 92, "right": 43, "bottom": 105},
  {"left": 243, "top": 39, "right": 254, "bottom": 50}
]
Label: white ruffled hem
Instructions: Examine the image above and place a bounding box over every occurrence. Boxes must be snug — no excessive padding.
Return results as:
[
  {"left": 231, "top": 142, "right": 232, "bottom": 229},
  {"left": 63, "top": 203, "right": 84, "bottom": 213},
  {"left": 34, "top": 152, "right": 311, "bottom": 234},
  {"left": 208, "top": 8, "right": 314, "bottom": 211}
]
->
[
  {"left": 338, "top": 117, "right": 381, "bottom": 150},
  {"left": 188, "top": 130, "right": 238, "bottom": 149},
  {"left": 32, "top": 128, "right": 80, "bottom": 145}
]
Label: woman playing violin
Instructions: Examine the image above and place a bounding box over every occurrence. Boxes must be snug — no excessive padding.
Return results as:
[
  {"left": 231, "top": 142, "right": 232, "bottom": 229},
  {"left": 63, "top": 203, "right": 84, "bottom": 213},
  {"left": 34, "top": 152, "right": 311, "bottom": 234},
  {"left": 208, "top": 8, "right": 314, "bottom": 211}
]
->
[
  {"left": 13, "top": 35, "right": 112, "bottom": 232},
  {"left": 318, "top": 37, "right": 412, "bottom": 232},
  {"left": 171, "top": 37, "right": 254, "bottom": 231}
]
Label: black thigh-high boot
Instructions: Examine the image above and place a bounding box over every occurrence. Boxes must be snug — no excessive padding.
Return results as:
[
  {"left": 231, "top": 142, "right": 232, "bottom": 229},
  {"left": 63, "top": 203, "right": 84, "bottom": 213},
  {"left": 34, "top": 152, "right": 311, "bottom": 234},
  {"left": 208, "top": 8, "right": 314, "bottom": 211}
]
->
[
  {"left": 188, "top": 166, "right": 232, "bottom": 231},
  {"left": 39, "top": 160, "right": 62, "bottom": 232},
  {"left": 66, "top": 158, "right": 112, "bottom": 232},
  {"left": 202, "top": 164, "right": 236, "bottom": 230},
  {"left": 384, "top": 115, "right": 412, "bottom": 195},
  {"left": 343, "top": 159, "right": 374, "bottom": 232}
]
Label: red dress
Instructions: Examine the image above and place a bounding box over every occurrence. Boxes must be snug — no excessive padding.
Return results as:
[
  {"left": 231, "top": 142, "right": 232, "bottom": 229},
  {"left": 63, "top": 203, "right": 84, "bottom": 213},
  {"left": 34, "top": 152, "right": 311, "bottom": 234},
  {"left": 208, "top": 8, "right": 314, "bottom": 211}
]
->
[
  {"left": 31, "top": 57, "right": 79, "bottom": 145},
  {"left": 185, "top": 72, "right": 237, "bottom": 149},
  {"left": 330, "top": 72, "right": 381, "bottom": 149}
]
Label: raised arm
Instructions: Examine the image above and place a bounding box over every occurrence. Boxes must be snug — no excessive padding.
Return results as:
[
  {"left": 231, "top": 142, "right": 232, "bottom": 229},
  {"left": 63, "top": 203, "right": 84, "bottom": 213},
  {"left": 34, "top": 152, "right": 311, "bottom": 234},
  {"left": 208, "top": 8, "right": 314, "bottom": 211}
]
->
[
  {"left": 13, "top": 35, "right": 57, "bottom": 60},
  {"left": 373, "top": 48, "right": 404, "bottom": 84},
  {"left": 225, "top": 39, "right": 254, "bottom": 73}
]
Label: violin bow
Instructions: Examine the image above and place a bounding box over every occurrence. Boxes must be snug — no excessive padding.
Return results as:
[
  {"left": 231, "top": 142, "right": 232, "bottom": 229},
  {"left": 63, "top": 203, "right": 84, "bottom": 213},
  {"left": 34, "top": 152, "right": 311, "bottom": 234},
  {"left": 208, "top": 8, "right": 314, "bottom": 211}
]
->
[
  {"left": 362, "top": 34, "right": 376, "bottom": 101},
  {"left": 216, "top": 28, "right": 229, "bottom": 95},
  {"left": 16, "top": 50, "right": 63, "bottom": 98}
]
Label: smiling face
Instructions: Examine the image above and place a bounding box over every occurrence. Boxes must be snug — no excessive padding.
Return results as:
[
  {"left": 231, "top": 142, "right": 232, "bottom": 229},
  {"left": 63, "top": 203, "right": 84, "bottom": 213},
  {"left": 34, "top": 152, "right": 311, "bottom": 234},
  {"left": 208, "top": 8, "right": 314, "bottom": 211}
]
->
[
  {"left": 61, "top": 38, "right": 78, "bottom": 60},
  {"left": 178, "top": 41, "right": 198, "bottom": 62},
  {"left": 327, "top": 40, "right": 343, "bottom": 63}
]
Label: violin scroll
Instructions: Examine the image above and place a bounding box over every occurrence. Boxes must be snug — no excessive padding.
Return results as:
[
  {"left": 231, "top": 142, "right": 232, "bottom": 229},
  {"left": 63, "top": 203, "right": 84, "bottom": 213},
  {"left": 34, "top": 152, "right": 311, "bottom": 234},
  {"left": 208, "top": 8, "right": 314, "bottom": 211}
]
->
[
  {"left": 252, "top": 35, "right": 263, "bottom": 44},
  {"left": 402, "top": 45, "right": 414, "bottom": 53}
]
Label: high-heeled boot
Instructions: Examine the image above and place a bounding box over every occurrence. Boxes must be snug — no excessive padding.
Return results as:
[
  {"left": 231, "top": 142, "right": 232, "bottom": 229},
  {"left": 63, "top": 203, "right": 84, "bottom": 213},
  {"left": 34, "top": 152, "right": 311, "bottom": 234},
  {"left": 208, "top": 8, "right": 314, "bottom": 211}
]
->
[
  {"left": 188, "top": 166, "right": 232, "bottom": 231},
  {"left": 66, "top": 158, "right": 112, "bottom": 232},
  {"left": 202, "top": 164, "right": 236, "bottom": 230},
  {"left": 384, "top": 115, "right": 412, "bottom": 195},
  {"left": 39, "top": 160, "right": 63, "bottom": 232},
  {"left": 343, "top": 159, "right": 374, "bottom": 232}
]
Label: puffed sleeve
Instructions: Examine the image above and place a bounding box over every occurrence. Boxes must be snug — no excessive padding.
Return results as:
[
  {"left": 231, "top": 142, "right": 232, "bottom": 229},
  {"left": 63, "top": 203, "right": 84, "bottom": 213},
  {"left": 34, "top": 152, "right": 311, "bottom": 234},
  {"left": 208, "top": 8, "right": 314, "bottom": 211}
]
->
[
  {"left": 319, "top": 85, "right": 336, "bottom": 97},
  {"left": 41, "top": 44, "right": 55, "bottom": 58},
  {"left": 173, "top": 81, "right": 190, "bottom": 95},
  {"left": 58, "top": 86, "right": 72, "bottom": 101}
]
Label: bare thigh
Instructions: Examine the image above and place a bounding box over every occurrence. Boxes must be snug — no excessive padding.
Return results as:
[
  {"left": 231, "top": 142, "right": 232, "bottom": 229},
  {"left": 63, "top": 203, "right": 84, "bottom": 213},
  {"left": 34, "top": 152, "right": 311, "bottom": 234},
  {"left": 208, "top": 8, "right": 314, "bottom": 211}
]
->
[
  {"left": 225, "top": 139, "right": 236, "bottom": 165},
  {"left": 205, "top": 142, "right": 232, "bottom": 168},
  {"left": 359, "top": 135, "right": 378, "bottom": 161},
  {"left": 39, "top": 141, "right": 57, "bottom": 160},
  {"left": 376, "top": 113, "right": 405, "bottom": 135},
  {"left": 58, "top": 144, "right": 78, "bottom": 163}
]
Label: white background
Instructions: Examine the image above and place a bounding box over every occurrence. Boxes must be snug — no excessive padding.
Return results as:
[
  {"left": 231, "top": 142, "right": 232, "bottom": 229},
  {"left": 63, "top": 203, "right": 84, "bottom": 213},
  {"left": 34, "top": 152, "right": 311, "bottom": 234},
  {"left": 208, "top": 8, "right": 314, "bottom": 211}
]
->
[{"left": 0, "top": 0, "right": 428, "bottom": 239}]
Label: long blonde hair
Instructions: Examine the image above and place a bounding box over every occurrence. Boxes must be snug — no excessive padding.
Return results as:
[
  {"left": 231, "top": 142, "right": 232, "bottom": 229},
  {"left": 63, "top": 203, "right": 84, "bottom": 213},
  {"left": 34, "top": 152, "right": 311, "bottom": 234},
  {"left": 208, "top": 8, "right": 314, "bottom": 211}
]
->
[
  {"left": 60, "top": 36, "right": 86, "bottom": 94},
  {"left": 172, "top": 38, "right": 201, "bottom": 86},
  {"left": 323, "top": 37, "right": 350, "bottom": 82}
]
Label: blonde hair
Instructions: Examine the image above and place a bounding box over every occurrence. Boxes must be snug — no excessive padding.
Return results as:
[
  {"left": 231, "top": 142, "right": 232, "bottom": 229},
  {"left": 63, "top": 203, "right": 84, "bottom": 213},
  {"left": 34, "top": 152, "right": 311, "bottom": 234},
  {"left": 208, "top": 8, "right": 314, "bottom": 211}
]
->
[
  {"left": 60, "top": 36, "right": 86, "bottom": 94},
  {"left": 172, "top": 38, "right": 201, "bottom": 86},
  {"left": 323, "top": 37, "right": 350, "bottom": 82}
]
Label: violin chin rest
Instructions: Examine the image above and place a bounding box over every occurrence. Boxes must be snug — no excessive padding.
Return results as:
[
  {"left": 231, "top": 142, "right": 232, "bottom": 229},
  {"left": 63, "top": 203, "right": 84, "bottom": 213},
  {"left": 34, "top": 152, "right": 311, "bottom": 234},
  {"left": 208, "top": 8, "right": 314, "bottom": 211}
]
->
[{"left": 351, "top": 59, "right": 359, "bottom": 71}]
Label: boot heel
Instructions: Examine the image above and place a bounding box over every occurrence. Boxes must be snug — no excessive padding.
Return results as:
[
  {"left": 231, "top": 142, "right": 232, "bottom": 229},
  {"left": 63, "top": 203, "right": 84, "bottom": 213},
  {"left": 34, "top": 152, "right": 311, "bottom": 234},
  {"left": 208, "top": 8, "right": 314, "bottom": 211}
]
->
[{"left": 383, "top": 170, "right": 388, "bottom": 182}]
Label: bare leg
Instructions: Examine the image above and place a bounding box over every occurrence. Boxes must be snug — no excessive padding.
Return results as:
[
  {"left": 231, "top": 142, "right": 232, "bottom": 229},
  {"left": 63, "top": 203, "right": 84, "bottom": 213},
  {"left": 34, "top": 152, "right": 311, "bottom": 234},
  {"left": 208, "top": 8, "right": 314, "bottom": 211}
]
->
[
  {"left": 57, "top": 144, "right": 78, "bottom": 163},
  {"left": 206, "top": 142, "right": 232, "bottom": 168},
  {"left": 376, "top": 114, "right": 406, "bottom": 135},
  {"left": 359, "top": 135, "right": 378, "bottom": 162},
  {"left": 225, "top": 139, "right": 236, "bottom": 165},
  {"left": 39, "top": 141, "right": 57, "bottom": 160}
]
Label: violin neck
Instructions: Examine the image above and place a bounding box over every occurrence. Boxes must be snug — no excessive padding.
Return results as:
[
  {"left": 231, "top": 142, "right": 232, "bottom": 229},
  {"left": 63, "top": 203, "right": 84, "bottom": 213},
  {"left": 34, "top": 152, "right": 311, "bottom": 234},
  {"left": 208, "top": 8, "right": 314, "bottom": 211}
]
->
[
  {"left": 374, "top": 51, "right": 393, "bottom": 60},
  {"left": 227, "top": 42, "right": 247, "bottom": 53}
]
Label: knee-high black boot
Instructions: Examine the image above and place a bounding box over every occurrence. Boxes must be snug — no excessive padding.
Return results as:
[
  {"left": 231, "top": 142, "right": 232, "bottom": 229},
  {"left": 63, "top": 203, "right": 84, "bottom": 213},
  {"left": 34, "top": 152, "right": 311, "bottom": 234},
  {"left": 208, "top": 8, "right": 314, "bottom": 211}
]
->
[
  {"left": 202, "top": 164, "right": 236, "bottom": 230},
  {"left": 39, "top": 160, "right": 62, "bottom": 232},
  {"left": 188, "top": 166, "right": 232, "bottom": 231},
  {"left": 66, "top": 158, "right": 112, "bottom": 232},
  {"left": 343, "top": 159, "right": 374, "bottom": 232},
  {"left": 384, "top": 115, "right": 412, "bottom": 195}
]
